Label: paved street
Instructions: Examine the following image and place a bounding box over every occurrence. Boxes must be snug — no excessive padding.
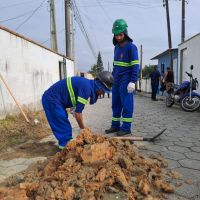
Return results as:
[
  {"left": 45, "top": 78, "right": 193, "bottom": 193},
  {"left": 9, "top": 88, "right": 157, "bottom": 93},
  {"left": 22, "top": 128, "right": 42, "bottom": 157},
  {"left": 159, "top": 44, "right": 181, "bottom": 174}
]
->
[
  {"left": 74, "top": 94, "right": 200, "bottom": 200},
  {"left": 0, "top": 94, "right": 200, "bottom": 199}
]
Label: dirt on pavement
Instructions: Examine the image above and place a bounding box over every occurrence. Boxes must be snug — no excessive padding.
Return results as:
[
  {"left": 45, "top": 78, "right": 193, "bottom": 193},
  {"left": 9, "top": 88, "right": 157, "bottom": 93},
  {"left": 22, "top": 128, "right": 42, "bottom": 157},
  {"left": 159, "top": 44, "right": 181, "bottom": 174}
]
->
[
  {"left": 0, "top": 111, "right": 57, "bottom": 160},
  {"left": 0, "top": 129, "right": 178, "bottom": 200}
]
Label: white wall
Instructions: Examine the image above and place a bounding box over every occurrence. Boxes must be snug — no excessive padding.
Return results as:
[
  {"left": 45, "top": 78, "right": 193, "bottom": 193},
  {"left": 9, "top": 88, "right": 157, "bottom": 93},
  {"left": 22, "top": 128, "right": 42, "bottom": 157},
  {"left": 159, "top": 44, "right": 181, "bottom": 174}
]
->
[
  {"left": 0, "top": 27, "right": 74, "bottom": 117},
  {"left": 141, "top": 78, "right": 151, "bottom": 93},
  {"left": 178, "top": 34, "right": 200, "bottom": 93}
]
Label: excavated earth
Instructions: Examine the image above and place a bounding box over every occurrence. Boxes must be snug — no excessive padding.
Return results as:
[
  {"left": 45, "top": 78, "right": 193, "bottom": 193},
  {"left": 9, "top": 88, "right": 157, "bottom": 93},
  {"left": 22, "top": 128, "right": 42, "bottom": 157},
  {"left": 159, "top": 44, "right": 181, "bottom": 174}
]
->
[{"left": 0, "top": 129, "right": 178, "bottom": 200}]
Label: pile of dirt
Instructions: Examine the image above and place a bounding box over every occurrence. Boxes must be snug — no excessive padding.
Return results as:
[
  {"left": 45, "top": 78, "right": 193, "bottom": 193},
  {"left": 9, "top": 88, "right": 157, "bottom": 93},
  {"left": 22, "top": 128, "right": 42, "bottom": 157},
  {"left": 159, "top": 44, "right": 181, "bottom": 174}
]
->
[{"left": 0, "top": 129, "right": 176, "bottom": 200}]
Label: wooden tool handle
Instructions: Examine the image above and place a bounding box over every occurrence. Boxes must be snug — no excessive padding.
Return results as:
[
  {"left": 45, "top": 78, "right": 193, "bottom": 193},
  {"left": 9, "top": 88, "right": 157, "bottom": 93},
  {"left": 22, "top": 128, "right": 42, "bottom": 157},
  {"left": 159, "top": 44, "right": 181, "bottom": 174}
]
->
[
  {"left": 113, "top": 136, "right": 144, "bottom": 141},
  {"left": 0, "top": 74, "right": 30, "bottom": 123}
]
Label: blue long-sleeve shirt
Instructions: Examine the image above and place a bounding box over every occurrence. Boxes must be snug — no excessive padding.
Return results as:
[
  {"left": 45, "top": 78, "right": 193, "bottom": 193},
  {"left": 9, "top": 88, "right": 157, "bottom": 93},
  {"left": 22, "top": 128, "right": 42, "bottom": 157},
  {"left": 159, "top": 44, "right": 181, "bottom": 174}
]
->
[
  {"left": 43, "top": 77, "right": 96, "bottom": 113},
  {"left": 112, "top": 42, "right": 140, "bottom": 85},
  {"left": 149, "top": 70, "right": 161, "bottom": 86}
]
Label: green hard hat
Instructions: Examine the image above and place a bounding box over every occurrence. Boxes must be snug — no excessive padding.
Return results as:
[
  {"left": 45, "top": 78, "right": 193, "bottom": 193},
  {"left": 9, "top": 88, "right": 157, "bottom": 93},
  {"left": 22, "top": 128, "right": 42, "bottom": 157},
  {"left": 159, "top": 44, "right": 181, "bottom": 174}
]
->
[{"left": 112, "top": 19, "right": 128, "bottom": 35}]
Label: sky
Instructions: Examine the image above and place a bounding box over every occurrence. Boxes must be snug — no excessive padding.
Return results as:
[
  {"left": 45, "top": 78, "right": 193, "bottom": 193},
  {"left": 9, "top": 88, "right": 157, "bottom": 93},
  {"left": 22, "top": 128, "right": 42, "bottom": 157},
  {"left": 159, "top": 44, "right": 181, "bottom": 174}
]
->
[{"left": 0, "top": 0, "right": 200, "bottom": 72}]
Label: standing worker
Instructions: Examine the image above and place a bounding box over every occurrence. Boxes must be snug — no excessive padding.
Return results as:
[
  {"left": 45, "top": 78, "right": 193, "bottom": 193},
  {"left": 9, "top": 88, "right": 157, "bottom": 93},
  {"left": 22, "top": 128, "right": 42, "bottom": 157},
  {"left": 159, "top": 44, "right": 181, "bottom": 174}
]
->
[
  {"left": 149, "top": 66, "right": 161, "bottom": 101},
  {"left": 105, "top": 19, "right": 139, "bottom": 136},
  {"left": 42, "top": 71, "right": 113, "bottom": 150}
]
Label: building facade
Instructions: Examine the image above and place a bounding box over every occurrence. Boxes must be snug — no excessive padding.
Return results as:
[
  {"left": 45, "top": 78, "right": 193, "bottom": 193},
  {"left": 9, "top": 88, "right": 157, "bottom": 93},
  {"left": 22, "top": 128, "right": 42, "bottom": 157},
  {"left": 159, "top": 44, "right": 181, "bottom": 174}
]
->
[
  {"left": 0, "top": 26, "right": 74, "bottom": 118},
  {"left": 178, "top": 33, "right": 200, "bottom": 93},
  {"left": 151, "top": 49, "right": 178, "bottom": 84}
]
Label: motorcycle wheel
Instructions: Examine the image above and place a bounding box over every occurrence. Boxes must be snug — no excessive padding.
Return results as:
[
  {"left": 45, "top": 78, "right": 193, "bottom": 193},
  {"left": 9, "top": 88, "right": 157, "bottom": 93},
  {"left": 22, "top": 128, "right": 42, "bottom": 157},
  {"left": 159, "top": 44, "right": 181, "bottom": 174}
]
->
[
  {"left": 166, "top": 94, "right": 174, "bottom": 107},
  {"left": 181, "top": 96, "right": 200, "bottom": 112}
]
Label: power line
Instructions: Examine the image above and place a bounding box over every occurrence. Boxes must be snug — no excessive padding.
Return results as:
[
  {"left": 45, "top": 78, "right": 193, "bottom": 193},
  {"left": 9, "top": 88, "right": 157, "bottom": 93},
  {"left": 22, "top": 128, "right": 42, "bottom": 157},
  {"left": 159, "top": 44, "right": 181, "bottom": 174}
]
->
[
  {"left": 76, "top": 1, "right": 162, "bottom": 8},
  {"left": 41, "top": 28, "right": 65, "bottom": 44},
  {"left": 95, "top": 0, "right": 113, "bottom": 23},
  {"left": 79, "top": 9, "right": 100, "bottom": 50},
  {"left": 0, "top": 0, "right": 41, "bottom": 9},
  {"left": 15, "top": 0, "right": 46, "bottom": 31},
  {"left": 71, "top": 0, "right": 97, "bottom": 59},
  {"left": 0, "top": 10, "right": 34, "bottom": 23}
]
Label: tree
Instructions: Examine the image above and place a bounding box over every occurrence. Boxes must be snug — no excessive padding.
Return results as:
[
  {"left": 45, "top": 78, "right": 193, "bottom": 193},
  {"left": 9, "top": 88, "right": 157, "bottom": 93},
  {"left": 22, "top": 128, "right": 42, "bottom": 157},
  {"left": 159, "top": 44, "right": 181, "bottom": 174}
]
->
[
  {"left": 88, "top": 52, "right": 104, "bottom": 78},
  {"left": 96, "top": 52, "right": 104, "bottom": 73},
  {"left": 88, "top": 64, "right": 97, "bottom": 77},
  {"left": 142, "top": 65, "right": 156, "bottom": 78}
]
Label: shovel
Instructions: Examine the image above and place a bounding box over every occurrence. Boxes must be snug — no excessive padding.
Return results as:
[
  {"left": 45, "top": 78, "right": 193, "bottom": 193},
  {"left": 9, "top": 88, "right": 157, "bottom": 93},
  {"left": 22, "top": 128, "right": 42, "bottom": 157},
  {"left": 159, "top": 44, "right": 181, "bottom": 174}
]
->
[{"left": 113, "top": 128, "right": 167, "bottom": 142}]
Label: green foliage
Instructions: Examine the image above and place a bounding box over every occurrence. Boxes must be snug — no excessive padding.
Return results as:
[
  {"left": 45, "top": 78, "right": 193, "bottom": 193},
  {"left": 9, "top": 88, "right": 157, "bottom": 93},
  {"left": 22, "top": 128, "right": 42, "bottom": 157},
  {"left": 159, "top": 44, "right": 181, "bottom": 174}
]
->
[
  {"left": 96, "top": 52, "right": 104, "bottom": 73},
  {"left": 88, "top": 52, "right": 104, "bottom": 77},
  {"left": 88, "top": 64, "right": 97, "bottom": 77},
  {"left": 142, "top": 65, "right": 156, "bottom": 78}
]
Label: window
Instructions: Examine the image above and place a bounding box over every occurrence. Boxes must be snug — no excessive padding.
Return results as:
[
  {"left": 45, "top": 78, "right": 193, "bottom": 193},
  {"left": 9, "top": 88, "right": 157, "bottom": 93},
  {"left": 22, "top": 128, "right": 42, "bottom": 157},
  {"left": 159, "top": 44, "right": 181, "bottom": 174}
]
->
[
  {"left": 161, "top": 63, "right": 165, "bottom": 74},
  {"left": 59, "top": 58, "right": 67, "bottom": 80}
]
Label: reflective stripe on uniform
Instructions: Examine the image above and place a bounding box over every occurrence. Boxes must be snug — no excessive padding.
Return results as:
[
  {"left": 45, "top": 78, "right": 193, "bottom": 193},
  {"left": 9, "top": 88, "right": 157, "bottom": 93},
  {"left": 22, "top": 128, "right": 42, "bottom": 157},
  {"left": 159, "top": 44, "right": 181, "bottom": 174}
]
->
[
  {"left": 113, "top": 60, "right": 139, "bottom": 67},
  {"left": 77, "top": 96, "right": 88, "bottom": 105},
  {"left": 66, "top": 77, "right": 76, "bottom": 107},
  {"left": 122, "top": 118, "right": 133, "bottom": 122},
  {"left": 58, "top": 145, "right": 65, "bottom": 150},
  {"left": 112, "top": 117, "right": 121, "bottom": 121}
]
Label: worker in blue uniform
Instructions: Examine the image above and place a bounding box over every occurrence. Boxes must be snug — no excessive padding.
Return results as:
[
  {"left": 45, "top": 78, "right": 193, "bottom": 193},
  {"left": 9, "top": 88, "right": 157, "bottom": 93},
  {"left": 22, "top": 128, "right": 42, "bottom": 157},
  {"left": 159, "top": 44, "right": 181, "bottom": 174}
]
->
[
  {"left": 105, "top": 19, "right": 139, "bottom": 136},
  {"left": 42, "top": 71, "right": 113, "bottom": 150},
  {"left": 149, "top": 66, "right": 161, "bottom": 101}
]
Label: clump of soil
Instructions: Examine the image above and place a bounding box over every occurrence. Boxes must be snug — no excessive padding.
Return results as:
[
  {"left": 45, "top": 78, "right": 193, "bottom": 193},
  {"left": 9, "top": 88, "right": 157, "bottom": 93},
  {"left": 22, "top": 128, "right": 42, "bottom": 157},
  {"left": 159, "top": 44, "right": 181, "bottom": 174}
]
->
[{"left": 0, "top": 129, "right": 175, "bottom": 200}]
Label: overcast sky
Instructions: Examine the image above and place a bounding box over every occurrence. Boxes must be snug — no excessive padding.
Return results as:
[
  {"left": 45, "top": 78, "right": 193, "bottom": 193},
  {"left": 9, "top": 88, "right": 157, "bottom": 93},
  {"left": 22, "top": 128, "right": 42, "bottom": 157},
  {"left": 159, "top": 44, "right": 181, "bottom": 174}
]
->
[{"left": 0, "top": 0, "right": 200, "bottom": 72}]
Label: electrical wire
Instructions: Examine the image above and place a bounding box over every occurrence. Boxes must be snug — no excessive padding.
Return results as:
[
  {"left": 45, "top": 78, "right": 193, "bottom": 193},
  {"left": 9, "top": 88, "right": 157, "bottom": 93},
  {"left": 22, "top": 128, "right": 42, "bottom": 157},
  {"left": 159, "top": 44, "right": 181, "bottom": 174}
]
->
[
  {"left": 41, "top": 28, "right": 65, "bottom": 44},
  {"left": 0, "top": 0, "right": 41, "bottom": 9},
  {"left": 79, "top": 9, "right": 100, "bottom": 51},
  {"left": 76, "top": 1, "right": 162, "bottom": 8},
  {"left": 71, "top": 0, "right": 97, "bottom": 59},
  {"left": 0, "top": 10, "right": 34, "bottom": 23},
  {"left": 95, "top": 0, "right": 113, "bottom": 23},
  {"left": 15, "top": 0, "right": 46, "bottom": 31}
]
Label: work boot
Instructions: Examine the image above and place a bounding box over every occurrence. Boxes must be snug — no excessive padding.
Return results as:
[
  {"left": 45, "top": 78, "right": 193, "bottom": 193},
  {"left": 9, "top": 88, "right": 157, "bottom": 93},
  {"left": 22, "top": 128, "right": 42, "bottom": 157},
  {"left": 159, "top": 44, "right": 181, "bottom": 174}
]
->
[
  {"left": 117, "top": 130, "right": 131, "bottom": 136},
  {"left": 105, "top": 127, "right": 120, "bottom": 134}
]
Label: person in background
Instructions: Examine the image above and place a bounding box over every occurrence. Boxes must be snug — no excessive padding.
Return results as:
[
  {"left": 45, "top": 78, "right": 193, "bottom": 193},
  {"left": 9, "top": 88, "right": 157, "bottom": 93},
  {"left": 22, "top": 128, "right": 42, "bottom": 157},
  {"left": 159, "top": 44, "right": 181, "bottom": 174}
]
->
[
  {"left": 163, "top": 67, "right": 174, "bottom": 92},
  {"left": 106, "top": 91, "right": 110, "bottom": 98},
  {"left": 42, "top": 71, "right": 114, "bottom": 150},
  {"left": 149, "top": 66, "right": 161, "bottom": 101},
  {"left": 100, "top": 90, "right": 111, "bottom": 98},
  {"left": 105, "top": 19, "right": 139, "bottom": 136}
]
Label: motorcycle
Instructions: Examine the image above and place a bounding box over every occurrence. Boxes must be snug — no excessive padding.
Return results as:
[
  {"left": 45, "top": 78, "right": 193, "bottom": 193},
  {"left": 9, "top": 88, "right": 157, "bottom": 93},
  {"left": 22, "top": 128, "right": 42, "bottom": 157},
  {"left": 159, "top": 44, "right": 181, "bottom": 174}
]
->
[{"left": 165, "top": 65, "right": 200, "bottom": 112}]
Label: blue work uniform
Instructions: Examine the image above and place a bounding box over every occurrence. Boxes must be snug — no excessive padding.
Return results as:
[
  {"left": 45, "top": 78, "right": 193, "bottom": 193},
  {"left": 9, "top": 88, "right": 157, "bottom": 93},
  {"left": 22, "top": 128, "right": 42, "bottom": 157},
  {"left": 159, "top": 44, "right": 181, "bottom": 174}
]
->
[
  {"left": 149, "top": 70, "right": 161, "bottom": 100},
  {"left": 112, "top": 42, "right": 139, "bottom": 131},
  {"left": 42, "top": 77, "right": 98, "bottom": 149}
]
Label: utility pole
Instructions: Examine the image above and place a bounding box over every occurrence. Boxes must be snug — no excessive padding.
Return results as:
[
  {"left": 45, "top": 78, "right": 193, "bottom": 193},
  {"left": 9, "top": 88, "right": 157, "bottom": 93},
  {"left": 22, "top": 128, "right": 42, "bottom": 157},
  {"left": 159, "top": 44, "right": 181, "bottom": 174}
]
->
[
  {"left": 50, "top": 0, "right": 58, "bottom": 52},
  {"left": 181, "top": 0, "right": 185, "bottom": 43},
  {"left": 139, "top": 45, "right": 143, "bottom": 91},
  {"left": 65, "top": 0, "right": 71, "bottom": 58},
  {"left": 163, "top": 0, "right": 173, "bottom": 70}
]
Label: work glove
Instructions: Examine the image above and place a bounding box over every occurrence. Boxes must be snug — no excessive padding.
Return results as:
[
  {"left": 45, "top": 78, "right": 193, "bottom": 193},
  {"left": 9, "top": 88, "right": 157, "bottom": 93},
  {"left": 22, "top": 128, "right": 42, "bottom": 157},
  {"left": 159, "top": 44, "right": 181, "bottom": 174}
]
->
[
  {"left": 127, "top": 82, "right": 135, "bottom": 93},
  {"left": 70, "top": 107, "right": 75, "bottom": 117}
]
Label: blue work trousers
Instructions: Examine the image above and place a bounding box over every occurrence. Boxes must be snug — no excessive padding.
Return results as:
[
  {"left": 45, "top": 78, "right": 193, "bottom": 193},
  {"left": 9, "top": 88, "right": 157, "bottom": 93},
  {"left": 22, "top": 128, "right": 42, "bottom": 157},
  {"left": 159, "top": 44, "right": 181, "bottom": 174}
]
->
[
  {"left": 42, "top": 95, "right": 72, "bottom": 148},
  {"left": 151, "top": 84, "right": 159, "bottom": 100},
  {"left": 111, "top": 83, "right": 134, "bottom": 131}
]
